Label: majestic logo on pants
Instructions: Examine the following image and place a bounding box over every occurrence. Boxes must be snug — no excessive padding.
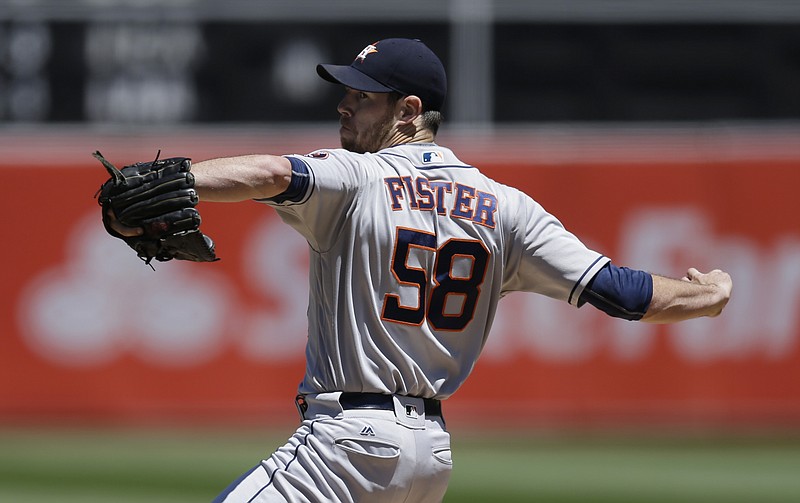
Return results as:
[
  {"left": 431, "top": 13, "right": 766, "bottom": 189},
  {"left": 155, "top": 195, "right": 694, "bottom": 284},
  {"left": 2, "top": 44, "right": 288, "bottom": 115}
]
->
[{"left": 360, "top": 425, "right": 376, "bottom": 436}]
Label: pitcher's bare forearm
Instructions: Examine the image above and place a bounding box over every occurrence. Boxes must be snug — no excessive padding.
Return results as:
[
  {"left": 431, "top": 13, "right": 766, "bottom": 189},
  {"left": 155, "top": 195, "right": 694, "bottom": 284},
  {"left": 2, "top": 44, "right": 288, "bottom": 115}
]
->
[
  {"left": 192, "top": 155, "right": 293, "bottom": 202},
  {"left": 641, "top": 268, "right": 732, "bottom": 323}
]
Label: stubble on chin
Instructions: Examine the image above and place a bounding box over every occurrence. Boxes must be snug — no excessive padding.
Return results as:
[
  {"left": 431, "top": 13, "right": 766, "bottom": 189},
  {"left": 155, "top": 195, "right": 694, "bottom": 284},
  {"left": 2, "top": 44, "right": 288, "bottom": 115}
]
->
[
  {"left": 341, "top": 135, "right": 372, "bottom": 154},
  {"left": 341, "top": 115, "right": 395, "bottom": 154},
  {"left": 340, "top": 136, "right": 357, "bottom": 153}
]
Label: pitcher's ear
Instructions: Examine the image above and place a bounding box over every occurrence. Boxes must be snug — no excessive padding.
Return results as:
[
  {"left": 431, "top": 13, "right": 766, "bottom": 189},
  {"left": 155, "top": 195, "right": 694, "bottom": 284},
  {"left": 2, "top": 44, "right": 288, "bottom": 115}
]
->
[{"left": 398, "top": 95, "right": 423, "bottom": 123}]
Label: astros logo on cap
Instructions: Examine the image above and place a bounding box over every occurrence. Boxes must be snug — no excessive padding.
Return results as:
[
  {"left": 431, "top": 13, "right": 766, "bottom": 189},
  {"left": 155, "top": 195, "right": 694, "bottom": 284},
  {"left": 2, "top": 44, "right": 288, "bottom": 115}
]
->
[{"left": 355, "top": 43, "right": 378, "bottom": 63}]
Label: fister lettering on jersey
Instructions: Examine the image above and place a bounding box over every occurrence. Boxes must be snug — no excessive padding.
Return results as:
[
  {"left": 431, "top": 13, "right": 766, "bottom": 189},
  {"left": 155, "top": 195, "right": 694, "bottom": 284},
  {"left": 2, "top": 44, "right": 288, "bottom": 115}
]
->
[{"left": 383, "top": 176, "right": 498, "bottom": 228}]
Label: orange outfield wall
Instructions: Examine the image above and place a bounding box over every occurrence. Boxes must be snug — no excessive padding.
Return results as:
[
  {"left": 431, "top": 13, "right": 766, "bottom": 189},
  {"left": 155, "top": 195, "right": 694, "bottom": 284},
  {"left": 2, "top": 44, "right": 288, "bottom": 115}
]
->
[{"left": 1, "top": 149, "right": 798, "bottom": 428}]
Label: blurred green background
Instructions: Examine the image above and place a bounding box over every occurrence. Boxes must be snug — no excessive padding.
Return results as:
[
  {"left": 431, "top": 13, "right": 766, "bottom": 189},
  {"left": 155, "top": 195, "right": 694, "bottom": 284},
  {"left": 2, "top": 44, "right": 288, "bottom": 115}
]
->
[{"left": 2, "top": 427, "right": 799, "bottom": 502}]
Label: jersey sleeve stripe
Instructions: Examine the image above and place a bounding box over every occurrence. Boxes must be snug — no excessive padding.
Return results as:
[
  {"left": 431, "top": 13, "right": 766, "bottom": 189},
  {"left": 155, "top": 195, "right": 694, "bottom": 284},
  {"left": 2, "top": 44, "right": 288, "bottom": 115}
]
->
[{"left": 567, "top": 255, "right": 610, "bottom": 306}]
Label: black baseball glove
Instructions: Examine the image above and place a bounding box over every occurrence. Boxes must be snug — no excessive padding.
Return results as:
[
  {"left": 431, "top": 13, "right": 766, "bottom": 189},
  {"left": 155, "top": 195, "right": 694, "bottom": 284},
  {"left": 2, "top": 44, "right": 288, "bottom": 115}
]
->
[{"left": 94, "top": 150, "right": 218, "bottom": 266}]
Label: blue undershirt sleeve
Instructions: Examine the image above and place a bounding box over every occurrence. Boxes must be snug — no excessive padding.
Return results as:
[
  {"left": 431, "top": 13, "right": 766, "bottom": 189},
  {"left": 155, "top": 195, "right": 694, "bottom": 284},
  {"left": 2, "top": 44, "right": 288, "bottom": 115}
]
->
[{"left": 578, "top": 263, "right": 653, "bottom": 321}]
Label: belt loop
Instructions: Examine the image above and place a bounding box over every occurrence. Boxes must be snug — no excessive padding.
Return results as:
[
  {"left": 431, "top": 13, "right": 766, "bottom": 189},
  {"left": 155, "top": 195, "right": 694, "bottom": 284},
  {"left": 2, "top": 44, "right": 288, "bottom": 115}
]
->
[{"left": 295, "top": 394, "right": 308, "bottom": 420}]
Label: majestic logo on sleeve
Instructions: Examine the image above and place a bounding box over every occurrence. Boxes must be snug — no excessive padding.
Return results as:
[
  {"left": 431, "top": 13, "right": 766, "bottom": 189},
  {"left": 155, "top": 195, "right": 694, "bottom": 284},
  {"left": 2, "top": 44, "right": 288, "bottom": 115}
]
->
[{"left": 355, "top": 43, "right": 378, "bottom": 63}]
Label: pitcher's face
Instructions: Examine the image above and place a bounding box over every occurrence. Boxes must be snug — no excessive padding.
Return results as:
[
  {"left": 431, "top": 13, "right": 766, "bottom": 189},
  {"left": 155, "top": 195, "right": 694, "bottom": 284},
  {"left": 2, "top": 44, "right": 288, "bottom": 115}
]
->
[{"left": 337, "top": 89, "right": 398, "bottom": 154}]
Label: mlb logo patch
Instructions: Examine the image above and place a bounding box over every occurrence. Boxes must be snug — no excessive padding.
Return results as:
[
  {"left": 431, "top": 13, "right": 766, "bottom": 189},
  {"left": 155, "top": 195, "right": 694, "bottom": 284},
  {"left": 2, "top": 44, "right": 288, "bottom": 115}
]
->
[{"left": 422, "top": 151, "right": 444, "bottom": 164}]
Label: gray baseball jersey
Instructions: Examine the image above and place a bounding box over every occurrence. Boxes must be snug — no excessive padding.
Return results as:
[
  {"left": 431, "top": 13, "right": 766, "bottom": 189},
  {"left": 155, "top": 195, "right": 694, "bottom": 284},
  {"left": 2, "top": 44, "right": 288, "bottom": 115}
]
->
[{"left": 263, "top": 143, "right": 609, "bottom": 400}]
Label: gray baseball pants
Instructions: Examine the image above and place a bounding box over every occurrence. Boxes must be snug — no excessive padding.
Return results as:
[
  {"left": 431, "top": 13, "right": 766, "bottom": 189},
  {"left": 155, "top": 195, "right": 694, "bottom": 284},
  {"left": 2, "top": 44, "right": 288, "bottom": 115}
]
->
[{"left": 213, "top": 392, "right": 452, "bottom": 502}]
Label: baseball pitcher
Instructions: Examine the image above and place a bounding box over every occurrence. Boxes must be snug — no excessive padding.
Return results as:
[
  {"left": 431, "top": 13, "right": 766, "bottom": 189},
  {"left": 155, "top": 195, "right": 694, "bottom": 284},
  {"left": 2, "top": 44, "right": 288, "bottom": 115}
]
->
[{"left": 100, "top": 38, "right": 732, "bottom": 502}]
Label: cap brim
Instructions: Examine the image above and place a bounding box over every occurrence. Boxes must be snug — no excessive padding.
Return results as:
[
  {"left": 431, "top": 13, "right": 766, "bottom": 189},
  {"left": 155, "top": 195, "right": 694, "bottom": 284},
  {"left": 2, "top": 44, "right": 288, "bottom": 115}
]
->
[{"left": 316, "top": 64, "right": 395, "bottom": 93}]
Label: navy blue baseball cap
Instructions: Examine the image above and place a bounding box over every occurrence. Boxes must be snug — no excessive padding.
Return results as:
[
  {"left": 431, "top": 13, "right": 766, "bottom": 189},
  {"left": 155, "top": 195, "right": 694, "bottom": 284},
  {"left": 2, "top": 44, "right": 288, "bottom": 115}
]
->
[{"left": 317, "top": 38, "right": 447, "bottom": 112}]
